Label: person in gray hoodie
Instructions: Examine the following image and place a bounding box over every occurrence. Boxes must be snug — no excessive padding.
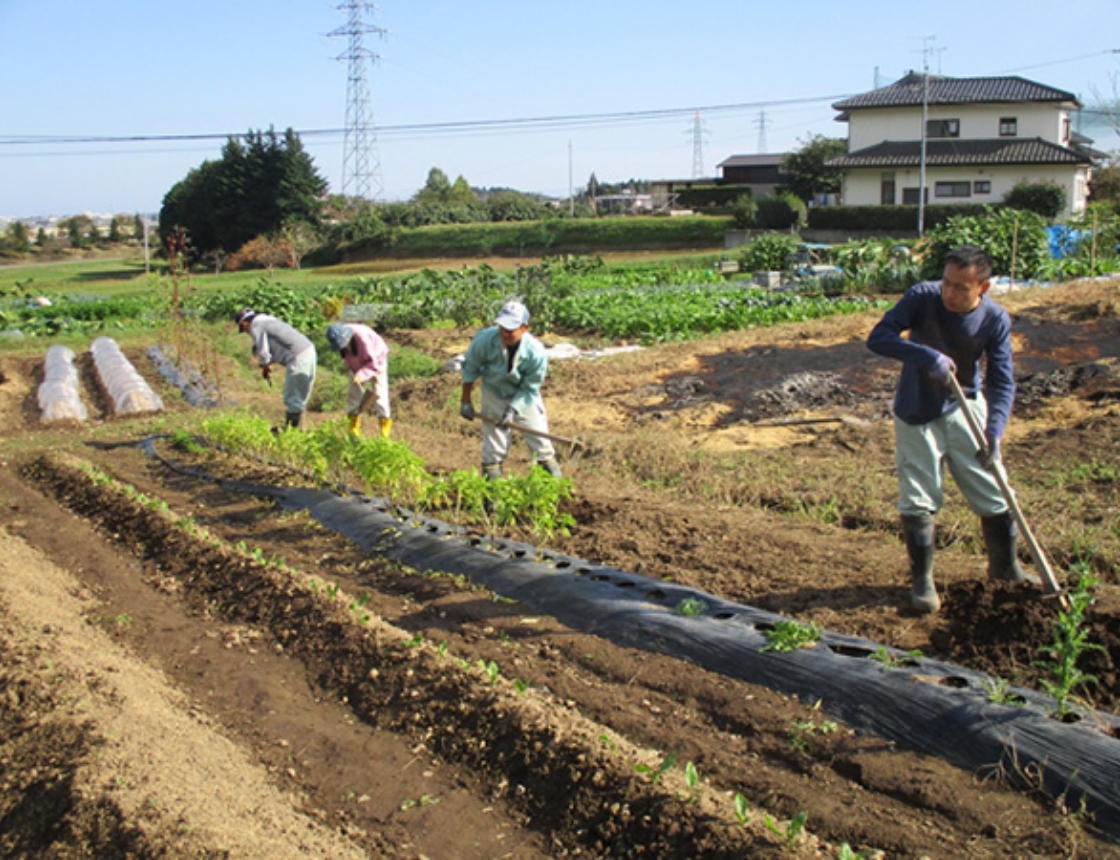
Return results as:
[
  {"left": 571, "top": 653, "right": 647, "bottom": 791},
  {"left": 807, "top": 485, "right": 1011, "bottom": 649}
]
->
[{"left": 235, "top": 308, "right": 317, "bottom": 429}]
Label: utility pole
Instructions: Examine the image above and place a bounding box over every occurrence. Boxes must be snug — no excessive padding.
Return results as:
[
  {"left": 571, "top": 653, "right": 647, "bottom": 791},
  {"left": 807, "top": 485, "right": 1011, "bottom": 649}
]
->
[
  {"left": 568, "top": 140, "right": 574, "bottom": 216},
  {"left": 917, "top": 37, "right": 934, "bottom": 237},
  {"left": 330, "top": 1, "right": 386, "bottom": 202}
]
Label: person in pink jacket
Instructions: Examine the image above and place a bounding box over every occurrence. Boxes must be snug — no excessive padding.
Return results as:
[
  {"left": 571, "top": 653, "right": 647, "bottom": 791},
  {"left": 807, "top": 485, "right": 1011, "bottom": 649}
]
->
[{"left": 325, "top": 322, "right": 392, "bottom": 438}]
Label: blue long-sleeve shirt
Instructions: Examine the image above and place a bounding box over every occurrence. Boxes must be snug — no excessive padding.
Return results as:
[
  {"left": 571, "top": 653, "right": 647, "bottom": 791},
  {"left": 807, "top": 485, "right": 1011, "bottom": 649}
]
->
[
  {"left": 866, "top": 281, "right": 1016, "bottom": 439},
  {"left": 461, "top": 326, "right": 548, "bottom": 415}
]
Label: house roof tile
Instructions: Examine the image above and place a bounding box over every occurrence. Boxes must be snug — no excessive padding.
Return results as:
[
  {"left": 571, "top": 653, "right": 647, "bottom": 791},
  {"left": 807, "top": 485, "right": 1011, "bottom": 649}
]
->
[
  {"left": 827, "top": 137, "right": 1092, "bottom": 169},
  {"left": 832, "top": 74, "right": 1080, "bottom": 111}
]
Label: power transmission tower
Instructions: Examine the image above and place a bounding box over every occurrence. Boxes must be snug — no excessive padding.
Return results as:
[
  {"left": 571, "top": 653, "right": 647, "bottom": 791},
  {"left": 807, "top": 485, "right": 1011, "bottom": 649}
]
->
[
  {"left": 755, "top": 107, "right": 769, "bottom": 153},
  {"left": 330, "top": 1, "right": 386, "bottom": 202},
  {"left": 690, "top": 111, "right": 708, "bottom": 178}
]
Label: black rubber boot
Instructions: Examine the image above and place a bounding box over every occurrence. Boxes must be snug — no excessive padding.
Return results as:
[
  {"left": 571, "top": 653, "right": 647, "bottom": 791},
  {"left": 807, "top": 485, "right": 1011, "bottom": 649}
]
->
[
  {"left": 537, "top": 457, "right": 563, "bottom": 478},
  {"left": 285, "top": 411, "right": 302, "bottom": 430},
  {"left": 901, "top": 514, "right": 939, "bottom": 614},
  {"left": 981, "top": 513, "right": 1041, "bottom": 585}
]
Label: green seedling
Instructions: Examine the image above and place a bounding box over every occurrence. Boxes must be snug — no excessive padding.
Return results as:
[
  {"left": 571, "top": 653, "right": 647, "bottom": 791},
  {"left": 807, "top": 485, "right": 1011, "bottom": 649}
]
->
[
  {"left": 682, "top": 761, "right": 702, "bottom": 803},
  {"left": 765, "top": 810, "right": 807, "bottom": 847},
  {"left": 437, "top": 640, "right": 448, "bottom": 659},
  {"left": 869, "top": 645, "right": 922, "bottom": 669},
  {"left": 982, "top": 676, "right": 1026, "bottom": 707},
  {"left": 1034, "top": 564, "right": 1105, "bottom": 717},
  {"left": 400, "top": 794, "right": 441, "bottom": 811},
  {"left": 635, "top": 750, "right": 677, "bottom": 786},
  {"left": 761, "top": 620, "right": 822, "bottom": 653},
  {"left": 838, "top": 844, "right": 872, "bottom": 860},
  {"left": 733, "top": 792, "right": 751, "bottom": 826},
  {"left": 673, "top": 596, "right": 708, "bottom": 616},
  {"left": 480, "top": 659, "right": 499, "bottom": 684},
  {"left": 325, "top": 583, "right": 340, "bottom": 600},
  {"left": 404, "top": 632, "right": 425, "bottom": 648},
  {"left": 599, "top": 733, "right": 617, "bottom": 751},
  {"left": 513, "top": 678, "right": 530, "bottom": 696},
  {"left": 789, "top": 718, "right": 838, "bottom": 752}
]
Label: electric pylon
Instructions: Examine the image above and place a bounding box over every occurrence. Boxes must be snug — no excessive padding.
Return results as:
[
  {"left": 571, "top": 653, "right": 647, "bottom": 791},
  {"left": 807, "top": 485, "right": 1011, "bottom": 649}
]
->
[
  {"left": 330, "top": 1, "right": 386, "bottom": 202},
  {"left": 690, "top": 111, "right": 707, "bottom": 178}
]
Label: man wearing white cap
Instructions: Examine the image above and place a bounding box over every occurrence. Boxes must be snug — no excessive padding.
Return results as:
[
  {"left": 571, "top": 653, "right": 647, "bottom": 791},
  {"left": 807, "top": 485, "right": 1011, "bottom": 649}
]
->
[{"left": 459, "top": 300, "right": 562, "bottom": 479}]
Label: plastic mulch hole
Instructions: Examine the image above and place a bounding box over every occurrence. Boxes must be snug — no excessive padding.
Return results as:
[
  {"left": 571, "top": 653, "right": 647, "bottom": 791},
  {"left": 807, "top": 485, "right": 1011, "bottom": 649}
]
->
[
  {"left": 468, "top": 537, "right": 484, "bottom": 547},
  {"left": 589, "top": 573, "right": 611, "bottom": 582},
  {"left": 575, "top": 567, "right": 593, "bottom": 576},
  {"left": 1053, "top": 711, "right": 1083, "bottom": 725},
  {"left": 612, "top": 579, "right": 636, "bottom": 589},
  {"left": 645, "top": 589, "right": 667, "bottom": 600},
  {"left": 554, "top": 560, "right": 572, "bottom": 569},
  {"left": 510, "top": 549, "right": 528, "bottom": 559},
  {"left": 828, "top": 644, "right": 877, "bottom": 659},
  {"left": 711, "top": 612, "right": 736, "bottom": 621},
  {"left": 426, "top": 524, "right": 441, "bottom": 533}
]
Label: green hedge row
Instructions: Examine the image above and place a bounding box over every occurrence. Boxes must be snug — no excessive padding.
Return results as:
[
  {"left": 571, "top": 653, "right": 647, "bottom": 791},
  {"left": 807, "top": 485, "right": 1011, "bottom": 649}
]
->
[
  {"left": 340, "top": 215, "right": 733, "bottom": 260},
  {"left": 807, "top": 203, "right": 993, "bottom": 232}
]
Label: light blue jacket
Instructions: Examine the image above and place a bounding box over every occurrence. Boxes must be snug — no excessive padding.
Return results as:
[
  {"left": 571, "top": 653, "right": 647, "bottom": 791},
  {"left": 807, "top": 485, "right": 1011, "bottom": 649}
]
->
[{"left": 461, "top": 327, "right": 548, "bottom": 415}]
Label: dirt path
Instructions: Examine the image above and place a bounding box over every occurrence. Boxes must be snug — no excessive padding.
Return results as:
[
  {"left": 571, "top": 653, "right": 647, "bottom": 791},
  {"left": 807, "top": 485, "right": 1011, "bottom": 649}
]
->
[{"left": 2, "top": 276, "right": 1120, "bottom": 858}]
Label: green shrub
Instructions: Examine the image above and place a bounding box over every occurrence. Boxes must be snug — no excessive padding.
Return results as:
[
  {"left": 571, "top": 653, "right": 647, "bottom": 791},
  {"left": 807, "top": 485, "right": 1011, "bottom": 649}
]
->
[
  {"left": 919, "top": 207, "right": 1050, "bottom": 280},
  {"left": 1003, "top": 181, "right": 1066, "bottom": 220},
  {"left": 738, "top": 233, "right": 798, "bottom": 272},
  {"left": 731, "top": 193, "right": 758, "bottom": 229},
  {"left": 756, "top": 193, "right": 806, "bottom": 230}
]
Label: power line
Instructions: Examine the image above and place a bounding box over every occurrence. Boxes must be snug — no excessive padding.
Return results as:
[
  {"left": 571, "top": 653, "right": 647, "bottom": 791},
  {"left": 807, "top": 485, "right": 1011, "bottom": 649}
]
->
[{"left": 0, "top": 93, "right": 850, "bottom": 151}]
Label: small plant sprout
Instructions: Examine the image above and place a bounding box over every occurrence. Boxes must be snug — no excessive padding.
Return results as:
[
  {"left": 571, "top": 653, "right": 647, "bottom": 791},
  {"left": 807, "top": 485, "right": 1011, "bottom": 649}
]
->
[
  {"left": 761, "top": 620, "right": 822, "bottom": 653},
  {"left": 838, "top": 844, "right": 873, "bottom": 860},
  {"left": 733, "top": 792, "right": 751, "bottom": 826},
  {"left": 764, "top": 810, "right": 808, "bottom": 847},
  {"left": 599, "top": 733, "right": 617, "bottom": 751},
  {"left": 399, "top": 794, "right": 441, "bottom": 811},
  {"left": 437, "top": 640, "right": 448, "bottom": 659},
  {"left": 683, "top": 761, "right": 702, "bottom": 803},
  {"left": 325, "top": 583, "right": 340, "bottom": 600},
  {"left": 634, "top": 750, "right": 677, "bottom": 785},
  {"left": 982, "top": 676, "right": 1026, "bottom": 707},
  {"left": 673, "top": 596, "right": 708, "bottom": 616},
  {"left": 789, "top": 718, "right": 838, "bottom": 752},
  {"left": 513, "top": 678, "right": 530, "bottom": 696},
  {"left": 404, "top": 632, "right": 425, "bottom": 648},
  {"left": 869, "top": 645, "right": 923, "bottom": 669},
  {"left": 479, "top": 659, "right": 499, "bottom": 684}
]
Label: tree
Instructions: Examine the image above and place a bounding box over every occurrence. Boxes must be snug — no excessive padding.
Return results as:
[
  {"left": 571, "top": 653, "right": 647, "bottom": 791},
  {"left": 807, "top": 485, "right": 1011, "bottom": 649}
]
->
[
  {"left": 1089, "top": 158, "right": 1120, "bottom": 208},
  {"left": 413, "top": 167, "right": 453, "bottom": 205},
  {"left": 3, "top": 220, "right": 30, "bottom": 253},
  {"left": 778, "top": 135, "right": 847, "bottom": 203},
  {"left": 159, "top": 127, "right": 327, "bottom": 258}
]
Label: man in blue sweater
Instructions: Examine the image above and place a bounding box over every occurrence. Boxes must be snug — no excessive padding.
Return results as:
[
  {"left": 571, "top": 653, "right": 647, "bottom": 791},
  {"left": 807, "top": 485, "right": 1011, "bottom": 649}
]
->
[
  {"left": 459, "top": 300, "right": 562, "bottom": 479},
  {"left": 867, "top": 245, "right": 1036, "bottom": 613}
]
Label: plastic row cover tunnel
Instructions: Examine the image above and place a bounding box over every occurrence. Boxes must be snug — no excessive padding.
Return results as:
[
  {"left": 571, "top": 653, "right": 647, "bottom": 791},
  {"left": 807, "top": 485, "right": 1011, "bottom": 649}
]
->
[
  {"left": 91, "top": 337, "right": 164, "bottom": 416},
  {"left": 38, "top": 345, "right": 88, "bottom": 422},
  {"left": 141, "top": 442, "right": 1120, "bottom": 842}
]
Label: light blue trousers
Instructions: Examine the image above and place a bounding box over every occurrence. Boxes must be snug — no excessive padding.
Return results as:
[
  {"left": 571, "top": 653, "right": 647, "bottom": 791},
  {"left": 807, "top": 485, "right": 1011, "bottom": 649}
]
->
[
  {"left": 479, "top": 386, "right": 556, "bottom": 467},
  {"left": 894, "top": 396, "right": 1007, "bottom": 518},
  {"left": 282, "top": 347, "right": 317, "bottom": 414}
]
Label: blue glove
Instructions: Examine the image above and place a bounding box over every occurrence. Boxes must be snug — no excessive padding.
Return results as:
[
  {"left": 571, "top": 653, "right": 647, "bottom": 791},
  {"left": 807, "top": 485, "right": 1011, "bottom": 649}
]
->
[
  {"left": 500, "top": 407, "right": 518, "bottom": 427},
  {"left": 976, "top": 432, "right": 1001, "bottom": 469},
  {"left": 459, "top": 401, "right": 475, "bottom": 421},
  {"left": 931, "top": 354, "right": 956, "bottom": 386}
]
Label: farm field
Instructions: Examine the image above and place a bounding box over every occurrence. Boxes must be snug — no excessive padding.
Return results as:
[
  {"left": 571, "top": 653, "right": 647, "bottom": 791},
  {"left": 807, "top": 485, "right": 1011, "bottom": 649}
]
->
[{"left": 1, "top": 273, "right": 1120, "bottom": 858}]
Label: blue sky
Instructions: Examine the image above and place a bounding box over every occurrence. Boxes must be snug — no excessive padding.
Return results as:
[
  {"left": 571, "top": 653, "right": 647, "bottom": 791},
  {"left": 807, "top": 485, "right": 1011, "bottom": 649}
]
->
[{"left": 1, "top": 0, "right": 1118, "bottom": 218}]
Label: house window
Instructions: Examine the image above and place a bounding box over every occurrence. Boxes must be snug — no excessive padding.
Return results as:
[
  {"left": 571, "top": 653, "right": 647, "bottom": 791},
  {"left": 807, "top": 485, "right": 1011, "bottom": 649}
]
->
[
  {"left": 935, "top": 181, "right": 972, "bottom": 198},
  {"left": 880, "top": 172, "right": 896, "bottom": 205},
  {"left": 902, "top": 187, "right": 927, "bottom": 205},
  {"left": 999, "top": 117, "right": 1017, "bottom": 137},
  {"left": 926, "top": 119, "right": 960, "bottom": 138},
  {"left": 974, "top": 181, "right": 992, "bottom": 194}
]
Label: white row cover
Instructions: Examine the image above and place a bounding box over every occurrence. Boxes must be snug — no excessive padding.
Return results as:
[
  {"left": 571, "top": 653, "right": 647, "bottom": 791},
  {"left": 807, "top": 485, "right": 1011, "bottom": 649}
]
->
[
  {"left": 38, "top": 345, "right": 88, "bottom": 422},
  {"left": 90, "top": 337, "right": 164, "bottom": 416}
]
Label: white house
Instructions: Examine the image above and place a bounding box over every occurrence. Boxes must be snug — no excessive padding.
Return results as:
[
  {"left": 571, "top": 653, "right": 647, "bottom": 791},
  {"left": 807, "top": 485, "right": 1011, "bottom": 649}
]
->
[{"left": 827, "top": 73, "right": 1096, "bottom": 216}]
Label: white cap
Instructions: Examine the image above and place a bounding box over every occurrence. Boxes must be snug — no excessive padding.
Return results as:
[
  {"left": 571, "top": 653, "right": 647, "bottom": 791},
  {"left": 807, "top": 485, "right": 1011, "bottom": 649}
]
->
[{"left": 494, "top": 300, "right": 530, "bottom": 330}]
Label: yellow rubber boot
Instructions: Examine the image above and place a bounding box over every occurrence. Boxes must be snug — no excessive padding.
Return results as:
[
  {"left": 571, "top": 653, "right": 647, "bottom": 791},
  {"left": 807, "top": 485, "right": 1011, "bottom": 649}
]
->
[
  {"left": 347, "top": 414, "right": 362, "bottom": 437},
  {"left": 379, "top": 417, "right": 393, "bottom": 439}
]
